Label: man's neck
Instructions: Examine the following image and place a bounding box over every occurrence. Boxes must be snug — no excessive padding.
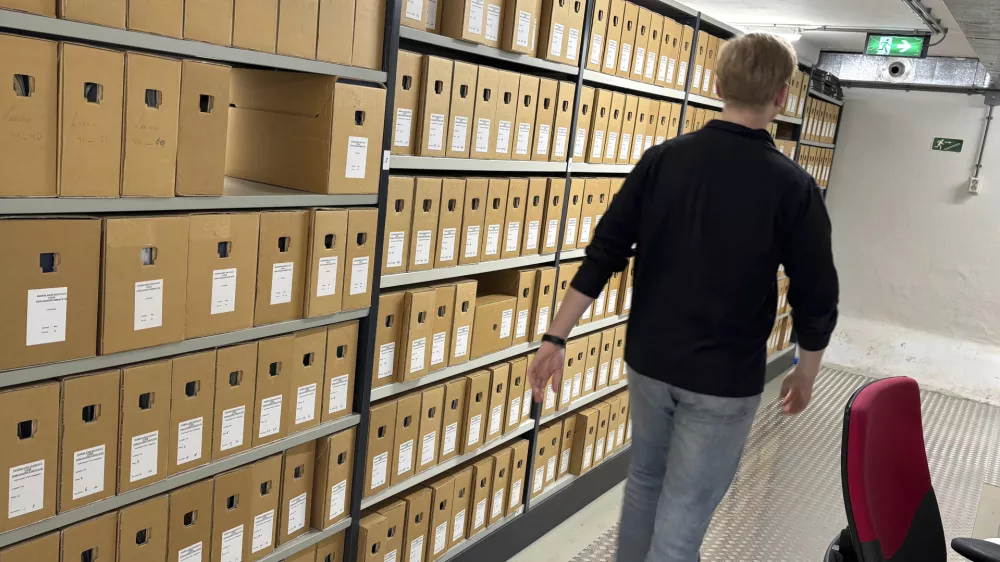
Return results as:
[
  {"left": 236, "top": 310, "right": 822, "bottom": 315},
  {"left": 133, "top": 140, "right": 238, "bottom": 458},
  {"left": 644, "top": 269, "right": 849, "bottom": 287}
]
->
[{"left": 719, "top": 105, "right": 779, "bottom": 131}]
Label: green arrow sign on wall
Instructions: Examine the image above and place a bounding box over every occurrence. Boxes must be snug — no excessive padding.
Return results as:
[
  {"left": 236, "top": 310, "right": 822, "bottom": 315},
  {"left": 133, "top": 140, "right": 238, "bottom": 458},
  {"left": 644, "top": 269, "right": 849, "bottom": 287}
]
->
[
  {"left": 932, "top": 138, "right": 964, "bottom": 153},
  {"left": 865, "top": 35, "right": 927, "bottom": 58}
]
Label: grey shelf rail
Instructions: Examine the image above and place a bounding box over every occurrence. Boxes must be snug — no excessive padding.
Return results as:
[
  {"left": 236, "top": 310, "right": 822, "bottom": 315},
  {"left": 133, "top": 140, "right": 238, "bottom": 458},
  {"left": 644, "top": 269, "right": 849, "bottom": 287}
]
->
[
  {"left": 0, "top": 10, "right": 387, "bottom": 82},
  {"left": 538, "top": 381, "right": 629, "bottom": 425},
  {"left": 581, "top": 70, "right": 687, "bottom": 102},
  {"left": 389, "top": 155, "right": 570, "bottom": 173},
  {"left": 808, "top": 89, "right": 844, "bottom": 107},
  {"left": 399, "top": 27, "right": 580, "bottom": 75},
  {"left": 0, "top": 177, "right": 378, "bottom": 215},
  {"left": 256, "top": 518, "right": 354, "bottom": 562},
  {"left": 437, "top": 512, "right": 522, "bottom": 562},
  {"left": 571, "top": 162, "right": 634, "bottom": 174},
  {"left": 529, "top": 444, "right": 631, "bottom": 508},
  {"left": 775, "top": 114, "right": 804, "bottom": 125},
  {"left": 0, "top": 308, "right": 370, "bottom": 389},
  {"left": 381, "top": 253, "right": 559, "bottom": 289},
  {"left": 767, "top": 344, "right": 796, "bottom": 364},
  {"left": 686, "top": 92, "right": 724, "bottom": 109},
  {"left": 360, "top": 421, "right": 535, "bottom": 509},
  {"left": 800, "top": 139, "right": 836, "bottom": 149},
  {"left": 0, "top": 414, "right": 360, "bottom": 548}
]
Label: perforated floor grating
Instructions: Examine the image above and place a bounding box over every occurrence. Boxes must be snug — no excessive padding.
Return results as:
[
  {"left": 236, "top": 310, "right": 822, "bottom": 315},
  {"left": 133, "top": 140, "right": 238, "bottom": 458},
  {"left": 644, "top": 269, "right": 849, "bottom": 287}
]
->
[{"left": 567, "top": 367, "right": 1000, "bottom": 562}]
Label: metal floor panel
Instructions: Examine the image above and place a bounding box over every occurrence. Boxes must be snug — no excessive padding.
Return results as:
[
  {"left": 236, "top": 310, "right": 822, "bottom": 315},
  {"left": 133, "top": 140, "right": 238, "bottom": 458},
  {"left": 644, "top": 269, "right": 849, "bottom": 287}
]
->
[{"left": 566, "top": 367, "right": 1000, "bottom": 562}]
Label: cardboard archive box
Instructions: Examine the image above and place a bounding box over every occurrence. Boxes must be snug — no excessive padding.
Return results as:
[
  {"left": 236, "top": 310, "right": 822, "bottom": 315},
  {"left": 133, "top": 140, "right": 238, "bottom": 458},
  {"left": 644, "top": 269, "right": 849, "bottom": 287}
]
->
[
  {"left": 343, "top": 208, "right": 378, "bottom": 311},
  {"left": 449, "top": 280, "right": 477, "bottom": 366},
  {"left": 391, "top": 394, "right": 421, "bottom": 485},
  {"left": 439, "top": 378, "right": 467, "bottom": 462},
  {"left": 540, "top": 178, "right": 564, "bottom": 254},
  {"left": 609, "top": 324, "right": 627, "bottom": 384},
  {"left": 427, "top": 476, "right": 454, "bottom": 561},
  {"left": 615, "top": 1, "right": 638, "bottom": 77},
  {"left": 0, "top": 383, "right": 59, "bottom": 532},
  {"left": 557, "top": 416, "right": 576, "bottom": 478},
  {"left": 429, "top": 284, "right": 455, "bottom": 372},
  {"left": 365, "top": 401, "right": 396, "bottom": 496},
  {"left": 416, "top": 385, "right": 446, "bottom": 473},
  {"left": 510, "top": 75, "right": 539, "bottom": 161},
  {"left": 254, "top": 210, "right": 309, "bottom": 326},
  {"left": 549, "top": 81, "right": 576, "bottom": 161},
  {"left": 481, "top": 178, "right": 510, "bottom": 261},
  {"left": 563, "top": 337, "right": 587, "bottom": 405},
  {"left": 581, "top": 333, "right": 602, "bottom": 395},
  {"left": 247, "top": 454, "right": 282, "bottom": 560},
  {"left": 470, "top": 295, "right": 517, "bottom": 358},
  {"left": 470, "top": 66, "right": 499, "bottom": 159},
  {"left": 402, "top": 488, "right": 432, "bottom": 562},
  {"left": 121, "top": 52, "right": 181, "bottom": 197},
  {"left": 167, "top": 480, "right": 214, "bottom": 562},
  {"left": 286, "top": 328, "right": 327, "bottom": 433},
  {"left": 600, "top": 0, "right": 625, "bottom": 74},
  {"left": 392, "top": 51, "right": 423, "bottom": 155},
  {"left": 169, "top": 351, "right": 216, "bottom": 475},
  {"left": 531, "top": 78, "right": 558, "bottom": 161},
  {"left": 211, "top": 466, "right": 252, "bottom": 562},
  {"left": 409, "top": 177, "right": 442, "bottom": 272},
  {"left": 446, "top": 62, "right": 478, "bottom": 158},
  {"left": 562, "top": 178, "right": 585, "bottom": 250},
  {"left": 383, "top": 176, "right": 415, "bottom": 276},
  {"left": 357, "top": 513, "right": 387, "bottom": 562},
  {"left": 641, "top": 14, "right": 662, "bottom": 84},
  {"left": 324, "top": 321, "right": 358, "bottom": 422},
  {"left": 596, "top": 328, "right": 615, "bottom": 390},
  {"left": 592, "top": 402, "right": 610, "bottom": 465},
  {"left": 629, "top": 7, "right": 651, "bottom": 82},
  {"left": 585, "top": 0, "right": 610, "bottom": 71},
  {"left": 468, "top": 458, "right": 492, "bottom": 538},
  {"left": 59, "top": 371, "right": 120, "bottom": 512},
  {"left": 585, "top": 88, "right": 612, "bottom": 162},
  {"left": 448, "top": 467, "right": 473, "bottom": 548},
  {"left": 276, "top": 0, "right": 320, "bottom": 58},
  {"left": 312, "top": 428, "right": 355, "bottom": 528},
  {"left": 435, "top": 179, "right": 465, "bottom": 268},
  {"left": 415, "top": 56, "right": 452, "bottom": 157},
  {"left": 373, "top": 291, "right": 404, "bottom": 387},
  {"left": 459, "top": 178, "right": 488, "bottom": 265},
  {"left": 569, "top": 408, "right": 599, "bottom": 474},
  {"left": 184, "top": 0, "right": 234, "bottom": 45},
  {"left": 117, "top": 496, "right": 168, "bottom": 561},
  {"left": 304, "top": 208, "right": 349, "bottom": 317},
  {"left": 572, "top": 86, "right": 595, "bottom": 160},
  {"left": 530, "top": 266, "right": 555, "bottom": 342},
  {"left": 602, "top": 91, "right": 625, "bottom": 163},
  {"left": 278, "top": 441, "right": 316, "bottom": 544},
  {"left": 213, "top": 342, "right": 257, "bottom": 459},
  {"left": 399, "top": 288, "right": 436, "bottom": 381},
  {"left": 501, "top": 0, "right": 541, "bottom": 54},
  {"left": 492, "top": 70, "right": 521, "bottom": 158},
  {"left": 485, "top": 364, "right": 510, "bottom": 442},
  {"left": 488, "top": 448, "right": 511, "bottom": 524},
  {"left": 253, "top": 335, "right": 294, "bottom": 446},
  {"left": 118, "top": 361, "right": 171, "bottom": 494},
  {"left": 520, "top": 178, "right": 547, "bottom": 254},
  {"left": 376, "top": 501, "right": 407, "bottom": 562},
  {"left": 502, "top": 178, "right": 529, "bottom": 259},
  {"left": 59, "top": 513, "right": 116, "bottom": 562},
  {"left": 461, "top": 371, "right": 490, "bottom": 453}
]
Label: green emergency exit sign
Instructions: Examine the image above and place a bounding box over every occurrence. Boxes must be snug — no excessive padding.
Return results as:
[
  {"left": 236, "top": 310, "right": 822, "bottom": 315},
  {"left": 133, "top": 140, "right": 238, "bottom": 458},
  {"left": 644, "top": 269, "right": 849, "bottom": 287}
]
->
[
  {"left": 932, "top": 138, "right": 963, "bottom": 152},
  {"left": 865, "top": 34, "right": 927, "bottom": 57}
]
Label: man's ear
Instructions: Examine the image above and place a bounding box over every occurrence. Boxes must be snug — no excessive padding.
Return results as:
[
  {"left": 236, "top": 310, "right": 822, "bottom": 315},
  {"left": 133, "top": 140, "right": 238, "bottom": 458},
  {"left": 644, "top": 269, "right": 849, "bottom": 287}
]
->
[{"left": 776, "top": 83, "right": 790, "bottom": 109}]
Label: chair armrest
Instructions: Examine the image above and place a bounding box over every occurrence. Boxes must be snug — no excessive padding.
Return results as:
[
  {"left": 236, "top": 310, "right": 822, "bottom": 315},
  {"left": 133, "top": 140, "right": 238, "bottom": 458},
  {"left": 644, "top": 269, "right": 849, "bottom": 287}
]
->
[{"left": 953, "top": 538, "right": 1000, "bottom": 562}]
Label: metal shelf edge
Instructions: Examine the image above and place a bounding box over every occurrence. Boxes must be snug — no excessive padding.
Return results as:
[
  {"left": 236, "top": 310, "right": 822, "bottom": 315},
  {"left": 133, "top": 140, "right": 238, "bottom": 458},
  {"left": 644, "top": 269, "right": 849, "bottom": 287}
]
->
[
  {"left": 0, "top": 415, "right": 360, "bottom": 548},
  {"left": 389, "top": 155, "right": 570, "bottom": 172},
  {"left": 686, "top": 93, "right": 724, "bottom": 109},
  {"left": 360, "top": 422, "right": 535, "bottom": 509},
  {"left": 381, "top": 254, "right": 558, "bottom": 288},
  {"left": 437, "top": 512, "right": 523, "bottom": 562},
  {"left": 529, "top": 445, "right": 631, "bottom": 509},
  {"left": 775, "top": 115, "right": 804, "bottom": 125},
  {"left": 800, "top": 139, "right": 836, "bottom": 149},
  {"left": 560, "top": 249, "right": 587, "bottom": 260},
  {"left": 0, "top": 10, "right": 386, "bottom": 82},
  {"left": 255, "top": 518, "right": 354, "bottom": 562},
  {"left": 399, "top": 27, "right": 579, "bottom": 75},
  {"left": 0, "top": 308, "right": 370, "bottom": 388},
  {"left": 766, "top": 345, "right": 796, "bottom": 364},
  {"left": 568, "top": 314, "right": 629, "bottom": 338},
  {"left": 808, "top": 89, "right": 844, "bottom": 107},
  {"left": 571, "top": 163, "right": 634, "bottom": 174},
  {"left": 538, "top": 381, "right": 629, "bottom": 425},
  {"left": 581, "top": 70, "right": 687, "bottom": 101}
]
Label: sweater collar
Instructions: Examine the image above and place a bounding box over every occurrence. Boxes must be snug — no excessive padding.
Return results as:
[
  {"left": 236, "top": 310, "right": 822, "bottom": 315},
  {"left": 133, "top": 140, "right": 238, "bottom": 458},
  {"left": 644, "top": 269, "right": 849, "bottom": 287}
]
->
[{"left": 704, "top": 119, "right": 776, "bottom": 146}]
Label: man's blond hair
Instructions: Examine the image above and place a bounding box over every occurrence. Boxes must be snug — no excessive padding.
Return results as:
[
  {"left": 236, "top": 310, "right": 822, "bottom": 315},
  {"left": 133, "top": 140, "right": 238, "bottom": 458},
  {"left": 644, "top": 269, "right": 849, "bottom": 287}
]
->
[{"left": 716, "top": 32, "right": 797, "bottom": 109}]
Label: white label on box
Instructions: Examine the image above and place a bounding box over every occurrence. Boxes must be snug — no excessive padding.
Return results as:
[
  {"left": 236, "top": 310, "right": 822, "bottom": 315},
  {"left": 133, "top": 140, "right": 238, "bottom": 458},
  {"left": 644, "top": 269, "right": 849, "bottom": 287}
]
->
[
  {"left": 591, "top": 129, "right": 604, "bottom": 159},
  {"left": 221, "top": 525, "right": 244, "bottom": 562},
  {"left": 550, "top": 23, "right": 564, "bottom": 56},
  {"left": 581, "top": 304, "right": 591, "bottom": 320},
  {"left": 580, "top": 216, "right": 593, "bottom": 244},
  {"left": 405, "top": 0, "right": 422, "bottom": 20},
  {"left": 617, "top": 424, "right": 625, "bottom": 445},
  {"left": 258, "top": 395, "right": 282, "bottom": 438},
  {"left": 454, "top": 325, "right": 470, "bottom": 358},
  {"left": 561, "top": 379, "right": 571, "bottom": 405},
  {"left": 294, "top": 383, "right": 317, "bottom": 425},
  {"left": 443, "top": 421, "right": 458, "bottom": 454},
  {"left": 572, "top": 373, "right": 581, "bottom": 398},
  {"left": 633, "top": 135, "right": 643, "bottom": 159},
  {"left": 329, "top": 479, "right": 347, "bottom": 519},
  {"left": 317, "top": 256, "right": 339, "bottom": 297},
  {"left": 287, "top": 492, "right": 307, "bottom": 534},
  {"left": 72, "top": 444, "right": 105, "bottom": 500},
  {"left": 492, "top": 489, "right": 503, "bottom": 518},
  {"left": 536, "top": 123, "right": 550, "bottom": 155},
  {"left": 633, "top": 47, "right": 645, "bottom": 76},
  {"left": 464, "top": 225, "right": 480, "bottom": 258},
  {"left": 703, "top": 69, "right": 713, "bottom": 93},
  {"left": 798, "top": 97, "right": 806, "bottom": 116},
  {"left": 427, "top": 0, "right": 438, "bottom": 27},
  {"left": 386, "top": 231, "right": 405, "bottom": 268},
  {"left": 489, "top": 404, "right": 503, "bottom": 436},
  {"left": 453, "top": 509, "right": 466, "bottom": 541},
  {"left": 220, "top": 406, "right": 246, "bottom": 452},
  {"left": 584, "top": 367, "right": 595, "bottom": 392},
  {"left": 439, "top": 227, "right": 457, "bottom": 262},
  {"left": 545, "top": 219, "right": 558, "bottom": 248},
  {"left": 431, "top": 331, "right": 447, "bottom": 366},
  {"left": 678, "top": 61, "right": 687, "bottom": 86},
  {"left": 574, "top": 127, "right": 586, "bottom": 158},
  {"left": 485, "top": 223, "right": 501, "bottom": 256},
  {"left": 693, "top": 65, "right": 703, "bottom": 90},
  {"left": 474, "top": 498, "right": 487, "bottom": 528},
  {"left": 619, "top": 133, "right": 631, "bottom": 161},
  {"left": 428, "top": 113, "right": 445, "bottom": 151},
  {"left": 544, "top": 386, "right": 555, "bottom": 410},
  {"left": 179, "top": 541, "right": 203, "bottom": 562},
  {"left": 554, "top": 126, "right": 568, "bottom": 157},
  {"left": 645, "top": 134, "right": 654, "bottom": 152},
  {"left": 26, "top": 287, "right": 67, "bottom": 346},
  {"left": 176, "top": 416, "right": 204, "bottom": 466},
  {"left": 605, "top": 39, "right": 618, "bottom": 69},
  {"left": 509, "top": 396, "right": 521, "bottom": 426},
  {"left": 496, "top": 120, "right": 512, "bottom": 154},
  {"left": 612, "top": 357, "right": 622, "bottom": 381},
  {"left": 627, "top": 419, "right": 633, "bottom": 439},
  {"left": 599, "top": 362, "right": 609, "bottom": 386},
  {"left": 619, "top": 42, "right": 632, "bottom": 71},
  {"left": 595, "top": 213, "right": 603, "bottom": 229},
  {"left": 565, "top": 217, "right": 577, "bottom": 245},
  {"left": 371, "top": 451, "right": 388, "bottom": 489},
  {"left": 434, "top": 521, "right": 448, "bottom": 553},
  {"left": 658, "top": 56, "right": 669, "bottom": 83},
  {"left": 410, "top": 337, "right": 426, "bottom": 374},
  {"left": 516, "top": 122, "right": 532, "bottom": 155},
  {"left": 645, "top": 51, "right": 656, "bottom": 79},
  {"left": 567, "top": 28, "right": 579, "bottom": 60},
  {"left": 607, "top": 432, "right": 614, "bottom": 453},
  {"left": 420, "top": 431, "right": 437, "bottom": 465},
  {"left": 595, "top": 438, "right": 604, "bottom": 461},
  {"left": 350, "top": 256, "right": 370, "bottom": 295},
  {"left": 468, "top": 0, "right": 484, "bottom": 34},
  {"left": 607, "top": 289, "right": 618, "bottom": 314},
  {"left": 605, "top": 130, "right": 618, "bottom": 159},
  {"left": 475, "top": 117, "right": 492, "bottom": 153},
  {"left": 486, "top": 3, "right": 501, "bottom": 40},
  {"left": 515, "top": 309, "right": 529, "bottom": 339},
  {"left": 536, "top": 306, "right": 549, "bottom": 334},
  {"left": 561, "top": 449, "right": 570, "bottom": 473},
  {"left": 516, "top": 10, "right": 532, "bottom": 46},
  {"left": 546, "top": 455, "right": 556, "bottom": 482},
  {"left": 134, "top": 279, "right": 163, "bottom": 331},
  {"left": 346, "top": 136, "right": 369, "bottom": 179},
  {"left": 395, "top": 108, "right": 413, "bottom": 147},
  {"left": 410, "top": 536, "right": 425, "bottom": 562},
  {"left": 522, "top": 388, "right": 532, "bottom": 418},
  {"left": 583, "top": 444, "right": 593, "bottom": 469},
  {"left": 397, "top": 439, "right": 414, "bottom": 475},
  {"left": 269, "top": 262, "right": 294, "bottom": 305},
  {"left": 329, "top": 374, "right": 350, "bottom": 415},
  {"left": 526, "top": 220, "right": 540, "bottom": 250},
  {"left": 129, "top": 430, "right": 158, "bottom": 483},
  {"left": 385, "top": 551, "right": 398, "bottom": 562},
  {"left": 505, "top": 221, "right": 520, "bottom": 253},
  {"left": 532, "top": 466, "right": 544, "bottom": 492},
  {"left": 378, "top": 342, "right": 395, "bottom": 379},
  {"left": 590, "top": 34, "right": 604, "bottom": 65},
  {"left": 500, "top": 308, "right": 513, "bottom": 338},
  {"left": 451, "top": 115, "right": 469, "bottom": 152},
  {"left": 467, "top": 413, "right": 482, "bottom": 446},
  {"left": 625, "top": 287, "right": 633, "bottom": 309}
]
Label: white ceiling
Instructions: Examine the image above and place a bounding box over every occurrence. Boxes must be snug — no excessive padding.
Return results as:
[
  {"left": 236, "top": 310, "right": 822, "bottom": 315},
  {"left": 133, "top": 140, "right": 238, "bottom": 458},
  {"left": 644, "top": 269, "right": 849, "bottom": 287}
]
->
[{"left": 684, "top": 0, "right": 977, "bottom": 58}]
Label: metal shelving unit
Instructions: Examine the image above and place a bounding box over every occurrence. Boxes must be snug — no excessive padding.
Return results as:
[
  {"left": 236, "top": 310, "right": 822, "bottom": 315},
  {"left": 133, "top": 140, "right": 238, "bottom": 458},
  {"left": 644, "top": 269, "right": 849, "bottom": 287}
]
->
[
  {"left": 776, "top": 114, "right": 804, "bottom": 125},
  {"left": 581, "top": 69, "right": 687, "bottom": 101},
  {"left": 571, "top": 162, "right": 635, "bottom": 174},
  {"left": 381, "top": 253, "right": 559, "bottom": 288},
  {"left": 360, "top": 421, "right": 535, "bottom": 508},
  {"left": 801, "top": 139, "right": 836, "bottom": 149},
  {"left": 256, "top": 518, "right": 354, "bottom": 562},
  {"left": 437, "top": 513, "right": 523, "bottom": 562},
  {"left": 0, "top": 177, "right": 378, "bottom": 214},
  {"left": 0, "top": 308, "right": 370, "bottom": 389},
  {"left": 539, "top": 381, "right": 629, "bottom": 425},
  {"left": 400, "top": 27, "right": 579, "bottom": 75},
  {"left": 0, "top": 9, "right": 386, "bottom": 82},
  {"left": 0, "top": 414, "right": 360, "bottom": 548},
  {"left": 686, "top": 92, "right": 724, "bottom": 109},
  {"left": 529, "top": 445, "right": 631, "bottom": 507},
  {"left": 809, "top": 88, "right": 844, "bottom": 107},
  {"left": 389, "top": 155, "right": 570, "bottom": 172}
]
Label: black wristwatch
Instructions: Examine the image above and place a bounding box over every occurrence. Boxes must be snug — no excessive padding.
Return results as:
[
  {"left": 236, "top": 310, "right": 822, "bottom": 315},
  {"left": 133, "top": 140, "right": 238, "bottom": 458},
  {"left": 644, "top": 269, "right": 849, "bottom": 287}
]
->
[{"left": 541, "top": 333, "right": 567, "bottom": 348}]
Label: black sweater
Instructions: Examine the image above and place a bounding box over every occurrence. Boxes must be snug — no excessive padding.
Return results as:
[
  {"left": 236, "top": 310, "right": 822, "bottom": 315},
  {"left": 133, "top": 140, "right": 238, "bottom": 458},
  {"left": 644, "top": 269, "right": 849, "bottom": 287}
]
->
[{"left": 571, "top": 120, "right": 839, "bottom": 397}]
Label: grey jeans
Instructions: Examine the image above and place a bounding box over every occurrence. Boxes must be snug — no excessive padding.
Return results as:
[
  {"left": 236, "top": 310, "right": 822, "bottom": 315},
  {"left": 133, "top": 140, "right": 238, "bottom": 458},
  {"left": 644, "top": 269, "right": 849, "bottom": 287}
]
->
[{"left": 617, "top": 368, "right": 761, "bottom": 562}]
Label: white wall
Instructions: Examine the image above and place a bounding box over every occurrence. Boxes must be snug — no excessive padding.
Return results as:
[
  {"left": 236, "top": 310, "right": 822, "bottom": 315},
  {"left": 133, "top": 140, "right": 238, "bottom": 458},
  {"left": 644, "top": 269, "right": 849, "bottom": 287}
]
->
[{"left": 824, "top": 88, "right": 1000, "bottom": 402}]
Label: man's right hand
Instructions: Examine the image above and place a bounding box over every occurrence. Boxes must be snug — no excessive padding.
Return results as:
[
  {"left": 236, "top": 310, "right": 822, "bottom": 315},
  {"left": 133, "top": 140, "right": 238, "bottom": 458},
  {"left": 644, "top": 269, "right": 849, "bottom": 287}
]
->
[{"left": 528, "top": 342, "right": 565, "bottom": 403}]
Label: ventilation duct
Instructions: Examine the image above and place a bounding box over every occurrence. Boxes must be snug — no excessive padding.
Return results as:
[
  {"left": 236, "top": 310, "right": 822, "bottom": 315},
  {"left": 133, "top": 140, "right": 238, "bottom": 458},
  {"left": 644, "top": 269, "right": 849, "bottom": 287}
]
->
[{"left": 816, "top": 53, "right": 992, "bottom": 90}]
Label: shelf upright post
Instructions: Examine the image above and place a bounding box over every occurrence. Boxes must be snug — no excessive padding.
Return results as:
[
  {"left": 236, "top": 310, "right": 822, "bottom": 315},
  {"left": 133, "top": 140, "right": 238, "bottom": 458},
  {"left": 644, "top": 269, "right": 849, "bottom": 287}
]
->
[
  {"left": 344, "top": 0, "right": 403, "bottom": 557},
  {"left": 675, "top": 13, "right": 701, "bottom": 136}
]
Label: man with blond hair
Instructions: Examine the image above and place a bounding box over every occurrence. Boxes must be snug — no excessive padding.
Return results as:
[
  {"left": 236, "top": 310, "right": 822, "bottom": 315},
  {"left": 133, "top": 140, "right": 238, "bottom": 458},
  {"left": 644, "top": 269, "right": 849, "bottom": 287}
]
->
[{"left": 528, "top": 33, "right": 839, "bottom": 561}]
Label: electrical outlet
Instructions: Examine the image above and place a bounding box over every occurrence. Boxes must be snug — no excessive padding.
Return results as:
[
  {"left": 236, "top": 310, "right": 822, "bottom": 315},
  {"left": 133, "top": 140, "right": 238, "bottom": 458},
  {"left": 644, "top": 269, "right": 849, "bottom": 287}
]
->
[{"left": 970, "top": 176, "right": 983, "bottom": 195}]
